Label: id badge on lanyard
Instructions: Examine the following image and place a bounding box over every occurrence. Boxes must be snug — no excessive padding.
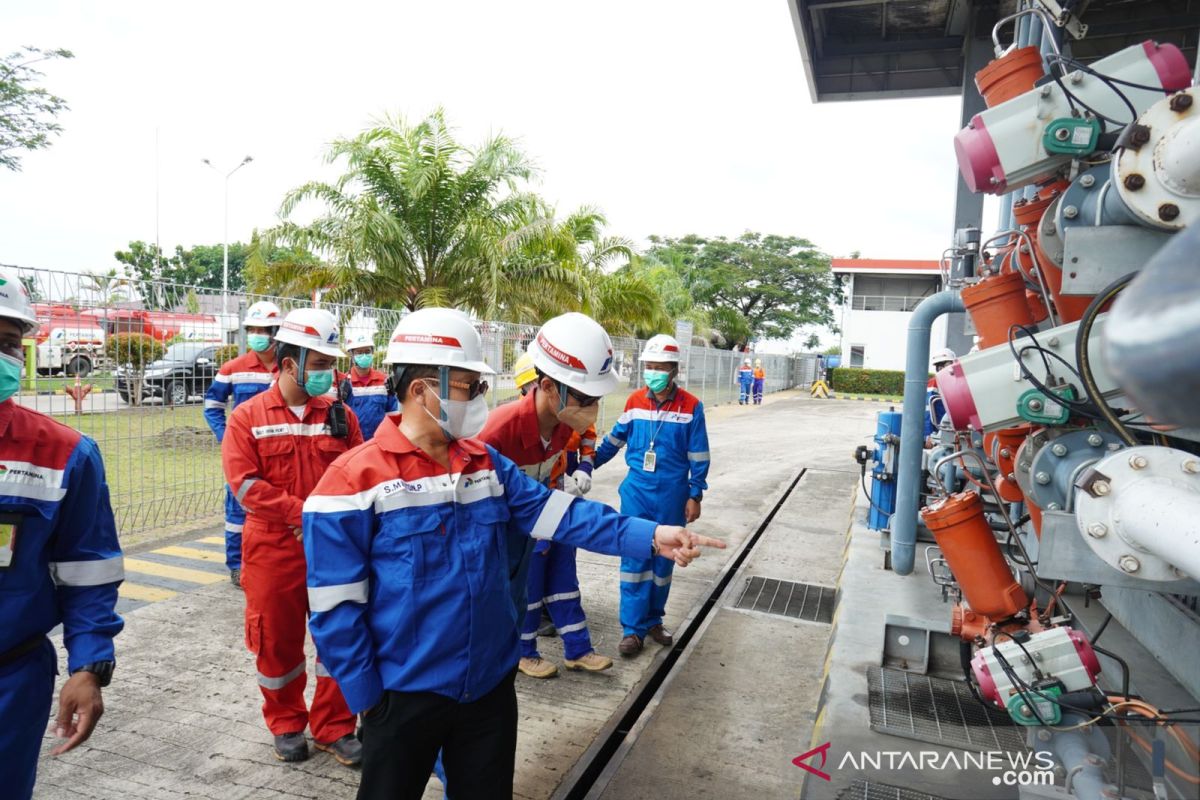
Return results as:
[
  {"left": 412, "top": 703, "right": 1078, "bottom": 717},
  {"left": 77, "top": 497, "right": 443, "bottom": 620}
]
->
[
  {"left": 642, "top": 446, "right": 657, "bottom": 473},
  {"left": 0, "top": 513, "right": 20, "bottom": 570}
]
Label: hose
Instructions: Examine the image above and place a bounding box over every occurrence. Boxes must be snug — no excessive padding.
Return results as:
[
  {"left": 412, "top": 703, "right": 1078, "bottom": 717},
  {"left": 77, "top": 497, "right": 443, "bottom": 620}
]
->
[{"left": 1076, "top": 273, "right": 1139, "bottom": 446}]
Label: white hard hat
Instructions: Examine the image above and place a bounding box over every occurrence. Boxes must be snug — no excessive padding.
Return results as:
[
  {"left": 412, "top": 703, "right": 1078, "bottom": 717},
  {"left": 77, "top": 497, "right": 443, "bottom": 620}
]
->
[
  {"left": 344, "top": 330, "right": 374, "bottom": 351},
  {"left": 384, "top": 308, "right": 494, "bottom": 373},
  {"left": 274, "top": 308, "right": 345, "bottom": 358},
  {"left": 0, "top": 267, "right": 37, "bottom": 333},
  {"left": 528, "top": 312, "right": 618, "bottom": 396},
  {"left": 244, "top": 300, "right": 283, "bottom": 329},
  {"left": 639, "top": 333, "right": 682, "bottom": 364},
  {"left": 931, "top": 347, "right": 956, "bottom": 367},
  {"left": 744, "top": 358, "right": 752, "bottom": 366}
]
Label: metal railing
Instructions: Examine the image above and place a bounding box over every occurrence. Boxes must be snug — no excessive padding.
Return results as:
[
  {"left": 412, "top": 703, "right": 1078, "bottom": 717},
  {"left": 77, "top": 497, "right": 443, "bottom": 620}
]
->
[
  {"left": 850, "top": 294, "right": 930, "bottom": 312},
  {"left": 9, "top": 265, "right": 818, "bottom": 538}
]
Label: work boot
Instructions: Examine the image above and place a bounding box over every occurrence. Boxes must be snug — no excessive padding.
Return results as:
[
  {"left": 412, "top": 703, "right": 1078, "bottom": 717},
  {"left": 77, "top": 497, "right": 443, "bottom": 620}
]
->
[
  {"left": 273, "top": 732, "right": 309, "bottom": 763},
  {"left": 230, "top": 568, "right": 242, "bottom": 589},
  {"left": 315, "top": 733, "right": 362, "bottom": 767},
  {"left": 647, "top": 625, "right": 674, "bottom": 646},
  {"left": 564, "top": 651, "right": 613, "bottom": 672},
  {"left": 618, "top": 634, "right": 643, "bottom": 657},
  {"left": 518, "top": 657, "right": 559, "bottom": 679}
]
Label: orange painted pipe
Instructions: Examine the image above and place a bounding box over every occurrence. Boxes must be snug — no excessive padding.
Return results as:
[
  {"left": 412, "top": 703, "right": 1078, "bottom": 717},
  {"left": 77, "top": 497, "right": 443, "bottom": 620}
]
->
[
  {"left": 976, "top": 47, "right": 1045, "bottom": 107},
  {"left": 922, "top": 492, "right": 1030, "bottom": 621},
  {"left": 962, "top": 271, "right": 1034, "bottom": 350}
]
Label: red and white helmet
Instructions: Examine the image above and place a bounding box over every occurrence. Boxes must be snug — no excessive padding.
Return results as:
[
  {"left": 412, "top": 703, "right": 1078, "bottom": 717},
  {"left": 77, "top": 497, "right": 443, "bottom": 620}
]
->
[
  {"left": 344, "top": 330, "right": 374, "bottom": 351},
  {"left": 528, "top": 312, "right": 618, "bottom": 396},
  {"left": 384, "top": 308, "right": 494, "bottom": 374},
  {"left": 639, "top": 333, "right": 682, "bottom": 364},
  {"left": 273, "top": 308, "right": 345, "bottom": 357},
  {"left": 0, "top": 267, "right": 37, "bottom": 333},
  {"left": 244, "top": 300, "right": 283, "bottom": 329}
]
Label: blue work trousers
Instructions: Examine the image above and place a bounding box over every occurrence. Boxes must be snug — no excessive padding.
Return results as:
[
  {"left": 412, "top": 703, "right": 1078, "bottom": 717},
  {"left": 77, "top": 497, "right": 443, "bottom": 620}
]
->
[
  {"left": 521, "top": 543, "right": 592, "bottom": 660},
  {"left": 224, "top": 485, "right": 246, "bottom": 571},
  {"left": 738, "top": 381, "right": 752, "bottom": 404},
  {"left": 0, "top": 638, "right": 57, "bottom": 800},
  {"left": 617, "top": 483, "right": 684, "bottom": 638},
  {"left": 753, "top": 378, "right": 765, "bottom": 404}
]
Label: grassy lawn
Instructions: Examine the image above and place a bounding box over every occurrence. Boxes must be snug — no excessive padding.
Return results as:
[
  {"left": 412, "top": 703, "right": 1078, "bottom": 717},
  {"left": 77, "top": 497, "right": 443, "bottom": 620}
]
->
[
  {"left": 28, "top": 373, "right": 117, "bottom": 393},
  {"left": 65, "top": 405, "right": 224, "bottom": 543}
]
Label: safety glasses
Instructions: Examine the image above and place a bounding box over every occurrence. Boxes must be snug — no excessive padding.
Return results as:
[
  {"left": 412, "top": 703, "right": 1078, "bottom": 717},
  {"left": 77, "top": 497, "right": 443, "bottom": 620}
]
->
[
  {"left": 565, "top": 386, "right": 600, "bottom": 407},
  {"left": 447, "top": 378, "right": 490, "bottom": 400}
]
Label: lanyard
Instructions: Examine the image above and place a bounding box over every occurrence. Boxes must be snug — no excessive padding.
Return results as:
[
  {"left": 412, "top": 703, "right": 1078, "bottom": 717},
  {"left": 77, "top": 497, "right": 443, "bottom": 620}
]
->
[{"left": 648, "top": 396, "right": 678, "bottom": 451}]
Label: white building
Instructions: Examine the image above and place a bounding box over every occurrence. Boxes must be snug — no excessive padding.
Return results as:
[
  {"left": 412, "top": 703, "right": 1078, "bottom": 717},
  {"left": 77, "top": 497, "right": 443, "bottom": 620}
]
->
[{"left": 832, "top": 258, "right": 947, "bottom": 372}]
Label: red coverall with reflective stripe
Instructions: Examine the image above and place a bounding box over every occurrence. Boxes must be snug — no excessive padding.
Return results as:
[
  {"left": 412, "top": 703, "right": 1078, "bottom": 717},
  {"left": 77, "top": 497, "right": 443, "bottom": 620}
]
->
[{"left": 222, "top": 382, "right": 362, "bottom": 742}]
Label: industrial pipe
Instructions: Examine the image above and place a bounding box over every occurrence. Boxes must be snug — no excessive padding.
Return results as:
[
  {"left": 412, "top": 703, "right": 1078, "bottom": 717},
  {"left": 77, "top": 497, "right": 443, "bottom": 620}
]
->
[
  {"left": 1113, "top": 481, "right": 1200, "bottom": 581},
  {"left": 1035, "top": 713, "right": 1112, "bottom": 800},
  {"left": 890, "top": 289, "right": 966, "bottom": 575},
  {"left": 1105, "top": 222, "right": 1200, "bottom": 427}
]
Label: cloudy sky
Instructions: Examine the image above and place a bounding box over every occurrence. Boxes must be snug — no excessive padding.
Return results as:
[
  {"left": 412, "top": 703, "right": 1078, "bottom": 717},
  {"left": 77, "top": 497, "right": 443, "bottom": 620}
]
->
[{"left": 2, "top": 0, "right": 971, "bottom": 348}]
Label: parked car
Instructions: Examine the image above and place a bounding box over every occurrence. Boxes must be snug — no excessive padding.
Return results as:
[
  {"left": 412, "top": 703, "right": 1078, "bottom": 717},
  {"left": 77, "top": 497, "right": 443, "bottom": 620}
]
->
[{"left": 116, "top": 342, "right": 221, "bottom": 405}]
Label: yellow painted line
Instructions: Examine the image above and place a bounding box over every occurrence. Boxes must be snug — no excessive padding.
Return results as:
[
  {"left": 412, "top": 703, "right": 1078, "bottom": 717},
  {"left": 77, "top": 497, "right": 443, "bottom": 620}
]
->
[
  {"left": 123, "top": 558, "right": 226, "bottom": 585},
  {"left": 197, "top": 536, "right": 226, "bottom": 546},
  {"left": 154, "top": 545, "right": 226, "bottom": 563},
  {"left": 119, "top": 582, "right": 178, "bottom": 602}
]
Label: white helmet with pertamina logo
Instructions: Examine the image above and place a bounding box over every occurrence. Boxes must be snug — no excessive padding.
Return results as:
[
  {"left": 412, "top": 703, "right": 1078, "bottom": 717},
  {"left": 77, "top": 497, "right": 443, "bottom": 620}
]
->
[
  {"left": 384, "top": 308, "right": 494, "bottom": 373},
  {"left": 527, "top": 312, "right": 618, "bottom": 396},
  {"left": 0, "top": 268, "right": 37, "bottom": 333},
  {"left": 273, "top": 308, "right": 345, "bottom": 358}
]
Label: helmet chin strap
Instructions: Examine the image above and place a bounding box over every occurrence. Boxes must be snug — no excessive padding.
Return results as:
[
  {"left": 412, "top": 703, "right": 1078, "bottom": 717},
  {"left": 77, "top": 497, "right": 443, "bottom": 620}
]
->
[
  {"left": 556, "top": 381, "right": 570, "bottom": 413},
  {"left": 438, "top": 365, "right": 451, "bottom": 423}
]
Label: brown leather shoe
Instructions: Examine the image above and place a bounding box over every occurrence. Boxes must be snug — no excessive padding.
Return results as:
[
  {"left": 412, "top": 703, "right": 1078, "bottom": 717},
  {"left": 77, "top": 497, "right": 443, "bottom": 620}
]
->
[
  {"left": 618, "top": 634, "right": 643, "bottom": 656},
  {"left": 647, "top": 625, "right": 674, "bottom": 646}
]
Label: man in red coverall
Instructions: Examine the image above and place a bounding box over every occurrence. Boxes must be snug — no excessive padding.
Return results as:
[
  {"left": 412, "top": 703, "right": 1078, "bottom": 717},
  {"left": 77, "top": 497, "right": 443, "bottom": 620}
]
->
[
  {"left": 222, "top": 307, "right": 363, "bottom": 766},
  {"left": 479, "top": 312, "right": 619, "bottom": 679}
]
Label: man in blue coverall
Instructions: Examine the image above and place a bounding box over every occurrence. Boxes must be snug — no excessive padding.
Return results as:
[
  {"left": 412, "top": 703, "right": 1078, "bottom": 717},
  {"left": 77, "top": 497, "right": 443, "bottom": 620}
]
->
[
  {"left": 736, "top": 357, "right": 753, "bottom": 405},
  {"left": 594, "top": 333, "right": 711, "bottom": 656},
  {"left": 204, "top": 300, "right": 282, "bottom": 586},
  {"left": 0, "top": 268, "right": 124, "bottom": 800},
  {"left": 924, "top": 348, "right": 955, "bottom": 444}
]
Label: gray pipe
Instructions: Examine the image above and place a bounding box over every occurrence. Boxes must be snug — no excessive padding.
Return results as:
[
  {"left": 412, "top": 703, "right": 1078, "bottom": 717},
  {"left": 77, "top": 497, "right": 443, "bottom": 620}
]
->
[
  {"left": 1105, "top": 222, "right": 1199, "bottom": 427},
  {"left": 890, "top": 289, "right": 965, "bottom": 575},
  {"left": 1036, "top": 713, "right": 1112, "bottom": 800}
]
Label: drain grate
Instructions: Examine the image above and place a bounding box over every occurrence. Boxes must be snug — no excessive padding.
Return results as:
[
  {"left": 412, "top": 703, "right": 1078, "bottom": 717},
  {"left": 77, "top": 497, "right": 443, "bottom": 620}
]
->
[
  {"left": 867, "top": 666, "right": 1027, "bottom": 754},
  {"left": 837, "top": 781, "right": 953, "bottom": 800},
  {"left": 733, "top": 576, "right": 835, "bottom": 623}
]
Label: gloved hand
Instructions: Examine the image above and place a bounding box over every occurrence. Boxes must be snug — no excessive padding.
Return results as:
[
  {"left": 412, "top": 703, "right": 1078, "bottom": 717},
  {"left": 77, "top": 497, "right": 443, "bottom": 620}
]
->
[
  {"left": 564, "top": 474, "right": 585, "bottom": 497},
  {"left": 571, "top": 470, "right": 592, "bottom": 495}
]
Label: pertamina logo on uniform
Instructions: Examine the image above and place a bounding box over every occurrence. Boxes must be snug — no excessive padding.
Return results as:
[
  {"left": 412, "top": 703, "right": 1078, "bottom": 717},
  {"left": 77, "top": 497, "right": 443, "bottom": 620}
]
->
[{"left": 0, "top": 464, "right": 46, "bottom": 481}]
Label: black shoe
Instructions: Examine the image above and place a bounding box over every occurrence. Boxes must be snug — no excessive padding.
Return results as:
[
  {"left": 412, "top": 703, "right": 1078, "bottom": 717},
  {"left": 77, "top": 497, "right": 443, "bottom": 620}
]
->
[
  {"left": 230, "top": 568, "right": 242, "bottom": 589},
  {"left": 315, "top": 733, "right": 362, "bottom": 767},
  {"left": 273, "top": 732, "right": 308, "bottom": 762}
]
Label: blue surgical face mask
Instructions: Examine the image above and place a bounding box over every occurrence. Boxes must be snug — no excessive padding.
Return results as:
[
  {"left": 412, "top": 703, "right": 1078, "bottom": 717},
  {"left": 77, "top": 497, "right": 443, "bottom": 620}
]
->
[
  {"left": 643, "top": 369, "right": 671, "bottom": 394},
  {"left": 304, "top": 368, "right": 335, "bottom": 398},
  {"left": 0, "top": 352, "right": 22, "bottom": 403},
  {"left": 353, "top": 354, "right": 374, "bottom": 370},
  {"left": 247, "top": 334, "right": 272, "bottom": 353}
]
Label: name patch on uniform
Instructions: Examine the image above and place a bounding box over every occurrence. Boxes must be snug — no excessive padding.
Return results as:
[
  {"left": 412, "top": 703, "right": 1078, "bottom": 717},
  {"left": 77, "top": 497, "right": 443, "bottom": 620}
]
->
[{"left": 252, "top": 424, "right": 292, "bottom": 439}]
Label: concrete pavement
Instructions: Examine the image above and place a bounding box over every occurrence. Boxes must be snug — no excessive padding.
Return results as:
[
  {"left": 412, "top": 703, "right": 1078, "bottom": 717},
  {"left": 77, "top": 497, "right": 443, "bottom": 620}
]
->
[{"left": 33, "top": 391, "right": 878, "bottom": 799}]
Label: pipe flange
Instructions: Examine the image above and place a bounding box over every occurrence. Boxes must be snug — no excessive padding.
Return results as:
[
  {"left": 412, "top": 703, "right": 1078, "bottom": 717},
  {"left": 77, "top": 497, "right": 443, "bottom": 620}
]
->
[
  {"left": 1027, "top": 429, "right": 1123, "bottom": 512},
  {"left": 1074, "top": 446, "right": 1199, "bottom": 581},
  {"left": 1114, "top": 88, "right": 1200, "bottom": 231},
  {"left": 1014, "top": 428, "right": 1059, "bottom": 499}
]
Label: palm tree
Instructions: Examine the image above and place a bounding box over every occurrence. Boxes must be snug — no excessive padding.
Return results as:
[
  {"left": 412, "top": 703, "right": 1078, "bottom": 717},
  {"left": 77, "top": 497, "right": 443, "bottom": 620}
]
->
[
  {"left": 246, "top": 109, "right": 549, "bottom": 313},
  {"left": 81, "top": 268, "right": 130, "bottom": 307}
]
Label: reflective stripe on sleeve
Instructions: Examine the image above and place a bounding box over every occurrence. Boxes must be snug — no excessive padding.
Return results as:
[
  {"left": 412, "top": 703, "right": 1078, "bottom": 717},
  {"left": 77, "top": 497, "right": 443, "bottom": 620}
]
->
[
  {"left": 50, "top": 556, "right": 125, "bottom": 587},
  {"left": 258, "top": 661, "right": 305, "bottom": 690},
  {"left": 204, "top": 400, "right": 226, "bottom": 410},
  {"left": 530, "top": 490, "right": 573, "bottom": 541},
  {"left": 225, "top": 522, "right": 244, "bottom": 533},
  {"left": 308, "top": 580, "right": 369, "bottom": 612},
  {"left": 620, "top": 570, "right": 654, "bottom": 584},
  {"left": 687, "top": 451, "right": 710, "bottom": 462},
  {"left": 235, "top": 478, "right": 258, "bottom": 503},
  {"left": 653, "top": 574, "right": 673, "bottom": 587},
  {"left": 605, "top": 434, "right": 625, "bottom": 448}
]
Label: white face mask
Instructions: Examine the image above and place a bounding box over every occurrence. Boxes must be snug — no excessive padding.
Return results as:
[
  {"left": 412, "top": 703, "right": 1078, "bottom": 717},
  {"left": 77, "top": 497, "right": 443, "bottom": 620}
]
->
[
  {"left": 420, "top": 381, "right": 489, "bottom": 440},
  {"left": 557, "top": 402, "right": 599, "bottom": 434}
]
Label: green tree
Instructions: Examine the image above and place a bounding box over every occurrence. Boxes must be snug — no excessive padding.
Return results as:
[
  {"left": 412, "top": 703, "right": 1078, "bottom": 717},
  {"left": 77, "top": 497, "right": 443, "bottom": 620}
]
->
[
  {"left": 248, "top": 109, "right": 548, "bottom": 314},
  {"left": 0, "top": 46, "right": 73, "bottom": 171},
  {"left": 647, "top": 232, "right": 837, "bottom": 350},
  {"left": 19, "top": 275, "right": 41, "bottom": 302},
  {"left": 82, "top": 268, "right": 130, "bottom": 306}
]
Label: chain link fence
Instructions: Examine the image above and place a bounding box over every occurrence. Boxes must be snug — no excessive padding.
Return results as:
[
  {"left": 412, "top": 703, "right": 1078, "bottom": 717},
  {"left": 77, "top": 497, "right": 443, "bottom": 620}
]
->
[{"left": 9, "top": 265, "right": 818, "bottom": 540}]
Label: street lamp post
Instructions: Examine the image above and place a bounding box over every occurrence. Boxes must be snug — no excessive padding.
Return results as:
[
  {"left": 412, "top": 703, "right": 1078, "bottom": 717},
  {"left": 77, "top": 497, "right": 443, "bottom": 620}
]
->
[{"left": 202, "top": 155, "right": 253, "bottom": 315}]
